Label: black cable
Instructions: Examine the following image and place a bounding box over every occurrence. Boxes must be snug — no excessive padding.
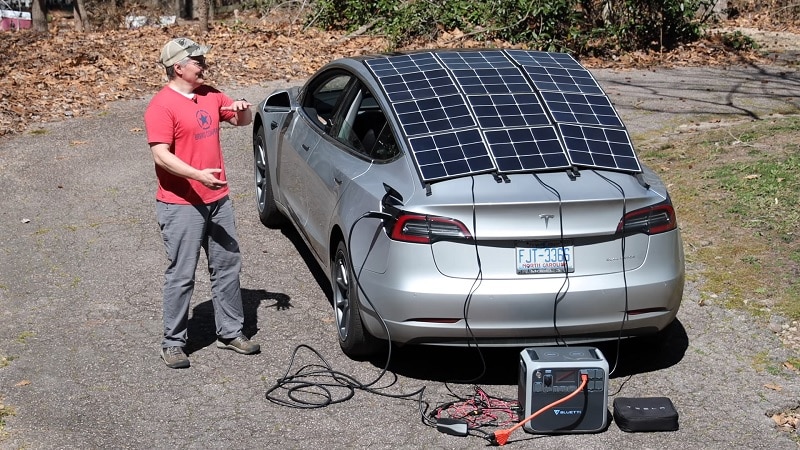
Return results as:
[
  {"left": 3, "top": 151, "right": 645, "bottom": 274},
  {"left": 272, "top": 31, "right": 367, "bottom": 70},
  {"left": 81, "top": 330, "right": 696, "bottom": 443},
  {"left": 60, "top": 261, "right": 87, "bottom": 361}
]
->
[
  {"left": 265, "top": 212, "right": 424, "bottom": 409},
  {"left": 419, "top": 176, "right": 488, "bottom": 390},
  {"left": 265, "top": 343, "right": 426, "bottom": 408},
  {"left": 608, "top": 374, "right": 633, "bottom": 397},
  {"left": 454, "top": 175, "right": 487, "bottom": 383},
  {"left": 591, "top": 170, "right": 630, "bottom": 377},
  {"left": 418, "top": 176, "right": 491, "bottom": 426},
  {"left": 350, "top": 206, "right": 505, "bottom": 436},
  {"left": 533, "top": 173, "right": 570, "bottom": 347},
  {"left": 346, "top": 210, "right": 394, "bottom": 388},
  {"left": 429, "top": 175, "right": 496, "bottom": 435}
]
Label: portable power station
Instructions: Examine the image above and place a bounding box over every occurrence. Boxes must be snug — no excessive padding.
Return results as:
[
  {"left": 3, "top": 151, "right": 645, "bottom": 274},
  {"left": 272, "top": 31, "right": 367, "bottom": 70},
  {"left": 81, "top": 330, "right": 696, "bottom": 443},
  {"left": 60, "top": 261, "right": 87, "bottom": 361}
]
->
[{"left": 517, "top": 346, "right": 609, "bottom": 434}]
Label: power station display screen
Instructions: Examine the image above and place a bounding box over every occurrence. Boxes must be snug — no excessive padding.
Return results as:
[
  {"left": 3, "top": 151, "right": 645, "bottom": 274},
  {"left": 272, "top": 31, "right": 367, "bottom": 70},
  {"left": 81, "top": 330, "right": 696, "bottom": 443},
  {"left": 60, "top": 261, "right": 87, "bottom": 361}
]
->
[
  {"left": 538, "top": 368, "right": 579, "bottom": 388},
  {"left": 554, "top": 369, "right": 577, "bottom": 383}
]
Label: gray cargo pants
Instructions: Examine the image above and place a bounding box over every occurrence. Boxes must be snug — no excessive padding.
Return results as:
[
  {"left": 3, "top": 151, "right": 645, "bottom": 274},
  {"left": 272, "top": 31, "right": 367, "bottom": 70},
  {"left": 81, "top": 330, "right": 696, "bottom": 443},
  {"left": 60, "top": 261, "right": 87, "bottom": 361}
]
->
[{"left": 156, "top": 196, "right": 245, "bottom": 348}]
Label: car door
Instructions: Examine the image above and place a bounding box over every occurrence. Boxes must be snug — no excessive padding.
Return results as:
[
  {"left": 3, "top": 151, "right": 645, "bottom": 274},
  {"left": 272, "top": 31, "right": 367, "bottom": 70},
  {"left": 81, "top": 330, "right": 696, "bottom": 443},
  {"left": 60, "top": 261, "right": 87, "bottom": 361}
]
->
[
  {"left": 278, "top": 116, "right": 319, "bottom": 228},
  {"left": 278, "top": 71, "right": 354, "bottom": 231},
  {"left": 303, "top": 82, "right": 382, "bottom": 262}
]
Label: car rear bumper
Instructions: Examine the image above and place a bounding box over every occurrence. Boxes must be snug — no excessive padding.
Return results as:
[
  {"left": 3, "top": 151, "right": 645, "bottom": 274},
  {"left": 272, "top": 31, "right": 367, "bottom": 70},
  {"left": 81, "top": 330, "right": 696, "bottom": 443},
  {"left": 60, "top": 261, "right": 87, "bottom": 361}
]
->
[{"left": 355, "top": 231, "right": 684, "bottom": 346}]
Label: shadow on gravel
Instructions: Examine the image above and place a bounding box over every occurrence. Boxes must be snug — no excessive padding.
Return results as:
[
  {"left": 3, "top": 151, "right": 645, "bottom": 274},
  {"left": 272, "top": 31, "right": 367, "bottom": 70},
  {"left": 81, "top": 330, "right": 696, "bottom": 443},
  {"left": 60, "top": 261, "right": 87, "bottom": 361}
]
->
[
  {"left": 280, "top": 225, "right": 333, "bottom": 299},
  {"left": 383, "top": 345, "right": 524, "bottom": 385},
  {"left": 184, "top": 289, "right": 271, "bottom": 355},
  {"left": 375, "top": 319, "right": 688, "bottom": 386},
  {"left": 601, "top": 319, "right": 689, "bottom": 379}
]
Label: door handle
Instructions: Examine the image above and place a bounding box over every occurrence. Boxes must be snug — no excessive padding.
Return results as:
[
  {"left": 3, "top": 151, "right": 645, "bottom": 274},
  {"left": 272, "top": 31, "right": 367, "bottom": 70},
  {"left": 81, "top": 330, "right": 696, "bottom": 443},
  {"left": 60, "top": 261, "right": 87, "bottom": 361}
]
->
[
  {"left": 302, "top": 144, "right": 310, "bottom": 151},
  {"left": 270, "top": 121, "right": 277, "bottom": 130},
  {"left": 333, "top": 177, "right": 343, "bottom": 185}
]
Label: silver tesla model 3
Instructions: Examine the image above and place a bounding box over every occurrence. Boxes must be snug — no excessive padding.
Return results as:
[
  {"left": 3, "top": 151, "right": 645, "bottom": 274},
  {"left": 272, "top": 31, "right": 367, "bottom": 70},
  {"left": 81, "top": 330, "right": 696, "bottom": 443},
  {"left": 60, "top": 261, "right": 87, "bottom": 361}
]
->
[{"left": 252, "top": 49, "right": 684, "bottom": 358}]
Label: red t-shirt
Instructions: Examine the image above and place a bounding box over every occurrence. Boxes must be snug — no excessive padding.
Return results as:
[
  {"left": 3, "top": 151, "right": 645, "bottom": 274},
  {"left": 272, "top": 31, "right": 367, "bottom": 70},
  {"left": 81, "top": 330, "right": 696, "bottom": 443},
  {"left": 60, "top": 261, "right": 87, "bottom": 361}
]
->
[{"left": 144, "top": 85, "right": 236, "bottom": 205}]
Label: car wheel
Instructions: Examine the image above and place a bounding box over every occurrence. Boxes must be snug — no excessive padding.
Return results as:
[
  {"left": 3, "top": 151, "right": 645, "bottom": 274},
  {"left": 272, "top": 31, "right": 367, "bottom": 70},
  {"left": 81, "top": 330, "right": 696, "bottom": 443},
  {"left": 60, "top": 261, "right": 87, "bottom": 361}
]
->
[
  {"left": 332, "top": 239, "right": 380, "bottom": 359},
  {"left": 253, "top": 126, "right": 283, "bottom": 227}
]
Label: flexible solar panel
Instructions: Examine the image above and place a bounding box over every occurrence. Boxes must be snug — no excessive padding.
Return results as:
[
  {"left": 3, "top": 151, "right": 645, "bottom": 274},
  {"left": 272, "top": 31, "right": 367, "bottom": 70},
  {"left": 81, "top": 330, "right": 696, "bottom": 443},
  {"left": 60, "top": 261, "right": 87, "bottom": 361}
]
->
[
  {"left": 542, "top": 91, "right": 623, "bottom": 128},
  {"left": 364, "top": 50, "right": 641, "bottom": 183},
  {"left": 437, "top": 51, "right": 518, "bottom": 70},
  {"left": 559, "top": 124, "right": 641, "bottom": 172},
  {"left": 408, "top": 129, "right": 495, "bottom": 181},
  {"left": 378, "top": 68, "right": 459, "bottom": 103},
  {"left": 485, "top": 126, "right": 571, "bottom": 173},
  {"left": 366, "top": 52, "right": 443, "bottom": 77},
  {"left": 439, "top": 51, "right": 532, "bottom": 95},
  {"left": 393, "top": 94, "right": 476, "bottom": 136},
  {"left": 506, "top": 50, "right": 604, "bottom": 96},
  {"left": 437, "top": 52, "right": 569, "bottom": 174},
  {"left": 468, "top": 94, "right": 550, "bottom": 129},
  {"left": 366, "top": 54, "right": 495, "bottom": 182}
]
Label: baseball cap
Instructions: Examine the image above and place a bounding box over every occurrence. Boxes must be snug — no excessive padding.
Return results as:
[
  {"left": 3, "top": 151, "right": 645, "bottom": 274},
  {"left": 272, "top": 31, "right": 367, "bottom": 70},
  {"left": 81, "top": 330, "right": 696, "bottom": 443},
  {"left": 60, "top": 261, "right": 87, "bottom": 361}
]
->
[{"left": 160, "top": 37, "right": 211, "bottom": 67}]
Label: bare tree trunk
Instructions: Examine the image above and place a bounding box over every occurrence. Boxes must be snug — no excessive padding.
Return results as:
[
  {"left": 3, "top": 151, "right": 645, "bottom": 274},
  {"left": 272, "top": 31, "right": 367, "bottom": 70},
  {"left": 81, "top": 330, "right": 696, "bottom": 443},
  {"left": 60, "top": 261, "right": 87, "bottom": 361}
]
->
[
  {"left": 31, "top": 0, "right": 48, "bottom": 33},
  {"left": 174, "top": 0, "right": 183, "bottom": 19},
  {"left": 73, "top": 0, "right": 90, "bottom": 32},
  {"left": 198, "top": 0, "right": 209, "bottom": 33}
]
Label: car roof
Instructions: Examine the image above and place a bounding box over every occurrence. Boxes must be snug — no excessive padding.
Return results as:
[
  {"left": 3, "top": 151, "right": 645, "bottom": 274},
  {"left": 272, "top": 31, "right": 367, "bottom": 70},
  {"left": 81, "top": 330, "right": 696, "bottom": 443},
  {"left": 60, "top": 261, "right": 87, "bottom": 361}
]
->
[{"left": 326, "top": 49, "right": 642, "bottom": 185}]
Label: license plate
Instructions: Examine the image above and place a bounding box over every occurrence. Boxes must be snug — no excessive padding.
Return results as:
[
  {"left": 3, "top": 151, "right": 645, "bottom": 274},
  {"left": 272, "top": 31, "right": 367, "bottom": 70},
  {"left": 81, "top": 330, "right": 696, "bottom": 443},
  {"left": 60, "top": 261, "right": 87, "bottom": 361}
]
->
[{"left": 516, "top": 244, "right": 574, "bottom": 274}]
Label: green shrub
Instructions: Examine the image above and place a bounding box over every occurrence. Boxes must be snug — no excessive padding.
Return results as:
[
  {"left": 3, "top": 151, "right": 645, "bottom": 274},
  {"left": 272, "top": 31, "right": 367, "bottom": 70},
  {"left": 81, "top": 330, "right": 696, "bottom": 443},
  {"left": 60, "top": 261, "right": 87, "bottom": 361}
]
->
[
  {"left": 309, "top": 0, "right": 716, "bottom": 54},
  {"left": 600, "top": 0, "right": 714, "bottom": 51},
  {"left": 719, "top": 30, "right": 758, "bottom": 50}
]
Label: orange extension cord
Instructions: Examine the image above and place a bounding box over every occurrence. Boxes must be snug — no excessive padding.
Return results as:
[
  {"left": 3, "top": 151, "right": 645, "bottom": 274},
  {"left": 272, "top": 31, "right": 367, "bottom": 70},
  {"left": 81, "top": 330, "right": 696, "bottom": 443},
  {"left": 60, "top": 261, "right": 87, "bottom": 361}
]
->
[{"left": 493, "top": 373, "right": 589, "bottom": 446}]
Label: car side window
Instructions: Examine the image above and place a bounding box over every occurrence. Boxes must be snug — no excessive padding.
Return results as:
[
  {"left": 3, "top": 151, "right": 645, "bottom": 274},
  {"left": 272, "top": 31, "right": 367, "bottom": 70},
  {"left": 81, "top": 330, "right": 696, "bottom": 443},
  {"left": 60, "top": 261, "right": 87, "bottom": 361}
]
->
[
  {"left": 335, "top": 87, "right": 400, "bottom": 161},
  {"left": 303, "top": 73, "right": 353, "bottom": 131}
]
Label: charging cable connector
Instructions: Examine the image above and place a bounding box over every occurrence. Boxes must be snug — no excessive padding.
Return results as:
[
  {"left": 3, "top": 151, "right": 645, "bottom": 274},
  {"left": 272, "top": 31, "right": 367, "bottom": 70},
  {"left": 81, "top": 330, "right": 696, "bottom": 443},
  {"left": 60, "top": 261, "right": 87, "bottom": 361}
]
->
[{"left": 436, "top": 418, "right": 469, "bottom": 437}]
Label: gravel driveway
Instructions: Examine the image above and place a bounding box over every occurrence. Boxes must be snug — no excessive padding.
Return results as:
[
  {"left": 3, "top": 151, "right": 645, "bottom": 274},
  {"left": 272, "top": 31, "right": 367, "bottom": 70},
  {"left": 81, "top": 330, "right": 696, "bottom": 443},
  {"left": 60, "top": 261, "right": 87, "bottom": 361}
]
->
[{"left": 1, "top": 63, "right": 799, "bottom": 449}]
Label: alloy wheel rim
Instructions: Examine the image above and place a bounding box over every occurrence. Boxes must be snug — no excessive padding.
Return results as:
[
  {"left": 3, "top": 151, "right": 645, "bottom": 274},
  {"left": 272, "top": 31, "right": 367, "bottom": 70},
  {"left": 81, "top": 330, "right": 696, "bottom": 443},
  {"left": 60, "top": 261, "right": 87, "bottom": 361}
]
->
[
  {"left": 334, "top": 251, "right": 351, "bottom": 341},
  {"left": 255, "top": 138, "right": 267, "bottom": 212}
]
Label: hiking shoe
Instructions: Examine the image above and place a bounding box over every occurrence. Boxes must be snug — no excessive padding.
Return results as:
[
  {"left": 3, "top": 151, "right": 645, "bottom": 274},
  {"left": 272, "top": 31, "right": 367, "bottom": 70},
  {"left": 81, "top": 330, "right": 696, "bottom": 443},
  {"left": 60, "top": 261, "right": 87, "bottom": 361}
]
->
[
  {"left": 161, "top": 346, "right": 190, "bottom": 369},
  {"left": 216, "top": 334, "right": 260, "bottom": 355}
]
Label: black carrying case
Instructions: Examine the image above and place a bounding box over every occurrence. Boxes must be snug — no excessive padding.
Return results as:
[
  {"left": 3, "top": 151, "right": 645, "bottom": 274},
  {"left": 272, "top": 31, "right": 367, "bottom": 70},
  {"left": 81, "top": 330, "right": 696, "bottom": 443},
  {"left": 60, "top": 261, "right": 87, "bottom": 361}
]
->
[{"left": 612, "top": 397, "right": 679, "bottom": 432}]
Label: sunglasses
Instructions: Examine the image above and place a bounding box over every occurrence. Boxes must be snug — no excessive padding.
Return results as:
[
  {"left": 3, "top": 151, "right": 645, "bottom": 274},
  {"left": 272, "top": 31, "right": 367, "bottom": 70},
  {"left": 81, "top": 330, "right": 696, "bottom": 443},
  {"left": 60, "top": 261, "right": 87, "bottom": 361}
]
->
[{"left": 184, "top": 56, "right": 207, "bottom": 68}]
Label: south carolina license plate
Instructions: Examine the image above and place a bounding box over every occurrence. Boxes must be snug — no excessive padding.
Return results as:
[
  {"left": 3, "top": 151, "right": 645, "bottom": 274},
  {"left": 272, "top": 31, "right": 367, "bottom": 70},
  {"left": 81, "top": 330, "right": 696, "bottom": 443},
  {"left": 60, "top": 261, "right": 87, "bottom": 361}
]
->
[{"left": 516, "top": 245, "right": 574, "bottom": 274}]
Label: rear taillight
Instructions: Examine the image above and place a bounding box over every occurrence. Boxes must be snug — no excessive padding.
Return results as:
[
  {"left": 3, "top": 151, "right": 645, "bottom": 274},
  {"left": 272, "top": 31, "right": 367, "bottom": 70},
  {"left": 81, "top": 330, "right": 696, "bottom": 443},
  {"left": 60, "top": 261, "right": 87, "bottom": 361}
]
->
[
  {"left": 388, "top": 213, "right": 472, "bottom": 244},
  {"left": 617, "top": 200, "right": 677, "bottom": 235}
]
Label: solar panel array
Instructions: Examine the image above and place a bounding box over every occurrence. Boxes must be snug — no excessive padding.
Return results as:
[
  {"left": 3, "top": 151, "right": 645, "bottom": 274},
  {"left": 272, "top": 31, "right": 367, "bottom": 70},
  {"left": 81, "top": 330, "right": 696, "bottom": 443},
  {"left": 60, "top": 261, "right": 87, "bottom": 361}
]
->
[{"left": 364, "top": 50, "right": 641, "bottom": 182}]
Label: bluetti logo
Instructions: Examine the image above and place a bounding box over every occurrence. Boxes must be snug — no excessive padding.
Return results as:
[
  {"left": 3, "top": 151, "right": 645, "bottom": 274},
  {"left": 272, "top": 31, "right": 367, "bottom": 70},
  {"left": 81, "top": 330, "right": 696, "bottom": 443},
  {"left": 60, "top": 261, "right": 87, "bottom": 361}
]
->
[{"left": 553, "top": 409, "right": 582, "bottom": 416}]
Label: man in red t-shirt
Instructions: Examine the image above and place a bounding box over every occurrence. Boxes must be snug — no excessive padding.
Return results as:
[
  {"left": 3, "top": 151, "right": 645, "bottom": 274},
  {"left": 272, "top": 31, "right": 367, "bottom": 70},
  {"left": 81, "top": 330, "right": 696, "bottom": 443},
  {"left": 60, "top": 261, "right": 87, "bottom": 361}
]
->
[{"left": 144, "top": 37, "right": 259, "bottom": 369}]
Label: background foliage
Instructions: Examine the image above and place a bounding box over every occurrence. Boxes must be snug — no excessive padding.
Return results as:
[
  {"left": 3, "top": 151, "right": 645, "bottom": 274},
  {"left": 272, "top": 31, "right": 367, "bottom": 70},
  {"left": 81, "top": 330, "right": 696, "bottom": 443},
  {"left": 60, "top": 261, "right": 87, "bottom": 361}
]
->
[
  {"left": 36, "top": 1, "right": 800, "bottom": 55},
  {"left": 309, "top": 0, "right": 718, "bottom": 54}
]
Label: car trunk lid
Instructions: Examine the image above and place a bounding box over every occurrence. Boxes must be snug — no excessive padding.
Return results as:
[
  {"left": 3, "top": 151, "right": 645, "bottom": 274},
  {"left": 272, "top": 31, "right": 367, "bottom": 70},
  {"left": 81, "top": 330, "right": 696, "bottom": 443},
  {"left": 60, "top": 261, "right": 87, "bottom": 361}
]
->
[{"left": 415, "top": 170, "right": 661, "bottom": 279}]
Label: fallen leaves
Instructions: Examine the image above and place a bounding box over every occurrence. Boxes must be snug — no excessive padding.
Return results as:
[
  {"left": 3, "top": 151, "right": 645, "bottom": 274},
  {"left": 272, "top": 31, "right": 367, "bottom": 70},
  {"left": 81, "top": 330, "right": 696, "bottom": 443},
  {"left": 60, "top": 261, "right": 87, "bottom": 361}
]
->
[
  {"left": 0, "top": 17, "right": 393, "bottom": 137},
  {"left": 0, "top": 13, "right": 786, "bottom": 138},
  {"left": 771, "top": 410, "right": 800, "bottom": 433}
]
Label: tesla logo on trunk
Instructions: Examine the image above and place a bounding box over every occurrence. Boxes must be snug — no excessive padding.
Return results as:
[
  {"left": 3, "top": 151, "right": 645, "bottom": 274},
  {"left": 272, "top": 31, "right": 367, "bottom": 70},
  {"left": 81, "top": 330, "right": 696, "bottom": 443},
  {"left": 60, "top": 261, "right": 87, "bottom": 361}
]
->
[{"left": 539, "top": 214, "right": 555, "bottom": 228}]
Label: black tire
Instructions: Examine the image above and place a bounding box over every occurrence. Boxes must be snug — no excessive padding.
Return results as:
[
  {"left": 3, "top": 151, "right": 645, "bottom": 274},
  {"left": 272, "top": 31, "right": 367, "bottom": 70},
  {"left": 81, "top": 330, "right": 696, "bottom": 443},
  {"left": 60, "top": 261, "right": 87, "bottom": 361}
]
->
[
  {"left": 331, "top": 239, "right": 380, "bottom": 359},
  {"left": 253, "top": 125, "right": 284, "bottom": 227}
]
